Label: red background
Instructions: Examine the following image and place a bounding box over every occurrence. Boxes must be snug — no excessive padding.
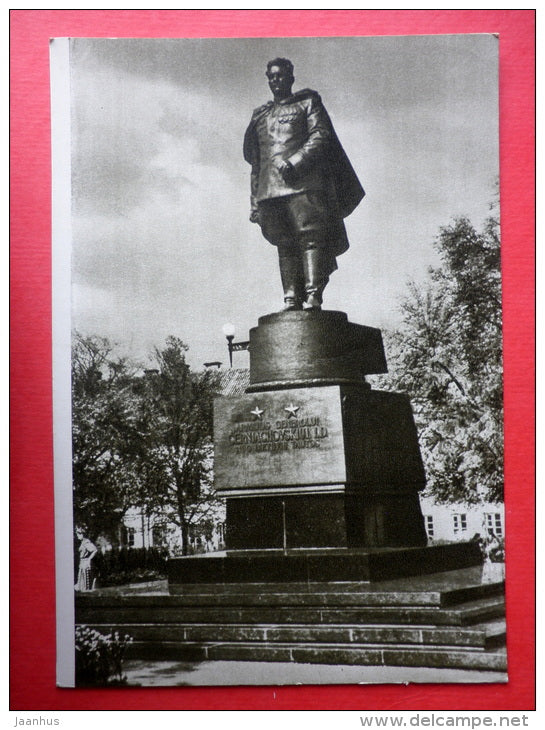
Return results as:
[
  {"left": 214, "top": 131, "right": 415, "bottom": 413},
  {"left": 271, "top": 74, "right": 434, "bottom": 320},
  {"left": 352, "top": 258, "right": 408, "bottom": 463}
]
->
[{"left": 10, "top": 10, "right": 535, "bottom": 711}]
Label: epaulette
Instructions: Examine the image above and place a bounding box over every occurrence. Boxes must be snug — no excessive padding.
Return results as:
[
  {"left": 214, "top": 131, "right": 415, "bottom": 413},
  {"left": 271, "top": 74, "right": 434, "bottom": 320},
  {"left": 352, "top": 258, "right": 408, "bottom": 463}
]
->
[{"left": 289, "top": 88, "right": 322, "bottom": 103}]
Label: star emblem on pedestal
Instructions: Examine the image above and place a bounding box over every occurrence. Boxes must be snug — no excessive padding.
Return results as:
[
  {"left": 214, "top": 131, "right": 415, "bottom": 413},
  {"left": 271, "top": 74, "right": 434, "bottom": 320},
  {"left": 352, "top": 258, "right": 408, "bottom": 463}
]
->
[
  {"left": 250, "top": 406, "right": 264, "bottom": 420},
  {"left": 284, "top": 403, "right": 300, "bottom": 418}
]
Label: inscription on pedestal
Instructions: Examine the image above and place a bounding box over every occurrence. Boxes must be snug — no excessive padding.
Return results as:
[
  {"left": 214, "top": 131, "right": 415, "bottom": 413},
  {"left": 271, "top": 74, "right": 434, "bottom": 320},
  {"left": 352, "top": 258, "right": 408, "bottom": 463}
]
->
[
  {"left": 214, "top": 387, "right": 346, "bottom": 495},
  {"left": 229, "top": 415, "right": 329, "bottom": 455}
]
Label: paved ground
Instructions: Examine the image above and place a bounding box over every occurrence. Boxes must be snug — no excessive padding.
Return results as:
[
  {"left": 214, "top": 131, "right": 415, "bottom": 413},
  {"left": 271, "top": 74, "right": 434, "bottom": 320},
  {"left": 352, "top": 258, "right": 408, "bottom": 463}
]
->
[{"left": 124, "top": 659, "right": 508, "bottom": 687}]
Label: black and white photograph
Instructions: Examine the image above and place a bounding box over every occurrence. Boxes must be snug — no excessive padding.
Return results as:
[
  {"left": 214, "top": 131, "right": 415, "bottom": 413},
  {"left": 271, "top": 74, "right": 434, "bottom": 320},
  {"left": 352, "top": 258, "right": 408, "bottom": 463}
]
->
[{"left": 51, "top": 34, "right": 506, "bottom": 688}]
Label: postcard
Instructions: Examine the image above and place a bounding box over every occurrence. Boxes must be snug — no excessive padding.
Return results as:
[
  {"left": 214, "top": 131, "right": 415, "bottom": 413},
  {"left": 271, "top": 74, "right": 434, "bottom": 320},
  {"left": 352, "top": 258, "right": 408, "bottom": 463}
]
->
[{"left": 51, "top": 34, "right": 506, "bottom": 688}]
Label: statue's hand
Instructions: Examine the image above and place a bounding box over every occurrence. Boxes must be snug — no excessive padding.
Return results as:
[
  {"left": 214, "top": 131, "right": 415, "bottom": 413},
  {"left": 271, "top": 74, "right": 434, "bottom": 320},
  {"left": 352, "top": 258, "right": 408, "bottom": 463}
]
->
[{"left": 278, "top": 160, "right": 296, "bottom": 183}]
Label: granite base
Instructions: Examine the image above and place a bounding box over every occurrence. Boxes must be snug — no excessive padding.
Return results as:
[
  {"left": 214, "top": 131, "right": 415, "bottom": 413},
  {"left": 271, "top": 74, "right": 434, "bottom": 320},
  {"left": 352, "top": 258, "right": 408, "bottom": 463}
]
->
[
  {"left": 226, "top": 492, "right": 427, "bottom": 549},
  {"left": 167, "top": 542, "right": 483, "bottom": 587}
]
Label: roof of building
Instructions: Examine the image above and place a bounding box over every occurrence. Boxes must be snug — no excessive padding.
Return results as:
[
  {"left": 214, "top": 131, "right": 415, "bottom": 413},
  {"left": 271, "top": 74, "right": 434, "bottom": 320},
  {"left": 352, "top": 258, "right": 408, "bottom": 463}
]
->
[{"left": 216, "top": 368, "right": 250, "bottom": 396}]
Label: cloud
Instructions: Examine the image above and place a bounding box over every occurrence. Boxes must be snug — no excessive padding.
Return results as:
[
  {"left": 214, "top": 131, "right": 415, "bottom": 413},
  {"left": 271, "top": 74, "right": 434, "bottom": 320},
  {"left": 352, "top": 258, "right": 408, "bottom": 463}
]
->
[{"left": 71, "top": 64, "right": 246, "bottom": 218}]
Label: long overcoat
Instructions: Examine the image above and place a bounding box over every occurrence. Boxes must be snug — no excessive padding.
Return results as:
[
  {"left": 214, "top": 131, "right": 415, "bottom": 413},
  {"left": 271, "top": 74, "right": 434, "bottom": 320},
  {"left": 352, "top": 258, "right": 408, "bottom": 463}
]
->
[{"left": 243, "top": 88, "right": 365, "bottom": 257}]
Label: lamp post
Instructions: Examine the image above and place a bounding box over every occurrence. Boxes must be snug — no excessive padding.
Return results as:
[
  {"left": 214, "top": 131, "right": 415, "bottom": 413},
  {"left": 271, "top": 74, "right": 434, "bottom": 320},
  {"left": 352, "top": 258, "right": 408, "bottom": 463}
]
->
[{"left": 222, "top": 323, "right": 249, "bottom": 368}]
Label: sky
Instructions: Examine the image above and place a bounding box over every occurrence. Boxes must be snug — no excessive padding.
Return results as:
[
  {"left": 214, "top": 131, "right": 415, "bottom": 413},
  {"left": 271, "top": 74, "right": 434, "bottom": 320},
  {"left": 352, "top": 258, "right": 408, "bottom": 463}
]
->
[{"left": 67, "top": 35, "right": 499, "bottom": 371}]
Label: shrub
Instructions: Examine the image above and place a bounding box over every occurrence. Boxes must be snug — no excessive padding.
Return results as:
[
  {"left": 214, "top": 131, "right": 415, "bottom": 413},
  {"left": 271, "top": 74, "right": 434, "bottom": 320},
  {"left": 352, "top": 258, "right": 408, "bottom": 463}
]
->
[
  {"left": 469, "top": 533, "right": 505, "bottom": 563},
  {"left": 93, "top": 547, "right": 167, "bottom": 587},
  {"left": 485, "top": 535, "right": 505, "bottom": 563},
  {"left": 97, "top": 568, "right": 165, "bottom": 587},
  {"left": 75, "top": 625, "right": 133, "bottom": 686}
]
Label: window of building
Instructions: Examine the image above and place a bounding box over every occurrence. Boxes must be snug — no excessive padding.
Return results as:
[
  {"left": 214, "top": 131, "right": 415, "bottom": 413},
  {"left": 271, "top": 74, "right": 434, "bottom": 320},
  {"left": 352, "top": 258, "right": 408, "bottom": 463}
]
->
[
  {"left": 485, "top": 512, "right": 503, "bottom": 537},
  {"left": 152, "top": 525, "right": 166, "bottom": 547},
  {"left": 127, "top": 527, "right": 135, "bottom": 548},
  {"left": 425, "top": 515, "right": 434, "bottom": 539},
  {"left": 453, "top": 514, "right": 467, "bottom": 534}
]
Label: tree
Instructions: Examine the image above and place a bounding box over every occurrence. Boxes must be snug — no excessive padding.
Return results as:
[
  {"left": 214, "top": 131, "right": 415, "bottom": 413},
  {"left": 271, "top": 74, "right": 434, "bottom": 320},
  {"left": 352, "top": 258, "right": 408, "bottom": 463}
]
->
[
  {"left": 134, "top": 337, "right": 223, "bottom": 555},
  {"left": 72, "top": 333, "right": 224, "bottom": 553},
  {"left": 71, "top": 333, "right": 143, "bottom": 541},
  {"left": 378, "top": 204, "right": 503, "bottom": 506}
]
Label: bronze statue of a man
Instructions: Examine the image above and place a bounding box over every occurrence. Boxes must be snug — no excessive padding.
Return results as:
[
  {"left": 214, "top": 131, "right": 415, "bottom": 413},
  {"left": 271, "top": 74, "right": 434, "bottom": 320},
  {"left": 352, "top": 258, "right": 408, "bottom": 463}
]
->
[{"left": 244, "top": 58, "right": 365, "bottom": 311}]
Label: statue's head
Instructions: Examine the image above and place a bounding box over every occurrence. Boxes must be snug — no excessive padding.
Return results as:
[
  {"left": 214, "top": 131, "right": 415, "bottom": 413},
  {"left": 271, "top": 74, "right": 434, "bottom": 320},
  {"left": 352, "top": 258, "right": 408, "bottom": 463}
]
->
[{"left": 266, "top": 57, "right": 294, "bottom": 100}]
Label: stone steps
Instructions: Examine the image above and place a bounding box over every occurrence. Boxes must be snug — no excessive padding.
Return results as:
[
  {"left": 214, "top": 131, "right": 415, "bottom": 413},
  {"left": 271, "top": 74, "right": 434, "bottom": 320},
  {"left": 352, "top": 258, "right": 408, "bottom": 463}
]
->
[
  {"left": 75, "top": 571, "right": 507, "bottom": 673},
  {"left": 109, "top": 580, "right": 503, "bottom": 607},
  {"left": 120, "top": 640, "right": 506, "bottom": 672},
  {"left": 77, "top": 595, "right": 505, "bottom": 627},
  {"left": 89, "top": 618, "right": 505, "bottom": 649}
]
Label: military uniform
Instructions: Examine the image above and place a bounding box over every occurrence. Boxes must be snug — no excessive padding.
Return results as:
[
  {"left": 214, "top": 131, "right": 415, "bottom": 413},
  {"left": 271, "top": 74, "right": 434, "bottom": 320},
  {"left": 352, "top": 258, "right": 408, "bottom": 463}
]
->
[{"left": 244, "top": 88, "right": 364, "bottom": 309}]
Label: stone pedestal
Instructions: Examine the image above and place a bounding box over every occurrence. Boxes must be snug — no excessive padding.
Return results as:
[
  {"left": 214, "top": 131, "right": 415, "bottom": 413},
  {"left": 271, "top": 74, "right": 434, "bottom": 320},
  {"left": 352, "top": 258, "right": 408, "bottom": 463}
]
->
[
  {"left": 214, "top": 310, "right": 427, "bottom": 549},
  {"left": 160, "top": 316, "right": 496, "bottom": 672},
  {"left": 247, "top": 310, "right": 386, "bottom": 391}
]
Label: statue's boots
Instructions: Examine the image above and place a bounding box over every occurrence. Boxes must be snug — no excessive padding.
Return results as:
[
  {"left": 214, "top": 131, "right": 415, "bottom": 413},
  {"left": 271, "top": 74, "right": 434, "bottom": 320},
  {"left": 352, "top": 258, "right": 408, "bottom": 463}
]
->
[
  {"left": 278, "top": 248, "right": 305, "bottom": 310},
  {"left": 302, "top": 244, "right": 328, "bottom": 310}
]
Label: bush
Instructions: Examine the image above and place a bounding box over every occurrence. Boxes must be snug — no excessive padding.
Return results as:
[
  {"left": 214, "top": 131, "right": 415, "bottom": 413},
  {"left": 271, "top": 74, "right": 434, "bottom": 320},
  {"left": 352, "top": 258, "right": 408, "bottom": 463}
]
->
[
  {"left": 75, "top": 626, "right": 133, "bottom": 686},
  {"left": 469, "top": 533, "right": 505, "bottom": 563},
  {"left": 97, "top": 568, "right": 165, "bottom": 587},
  {"left": 485, "top": 534, "right": 505, "bottom": 563},
  {"left": 93, "top": 547, "right": 167, "bottom": 587}
]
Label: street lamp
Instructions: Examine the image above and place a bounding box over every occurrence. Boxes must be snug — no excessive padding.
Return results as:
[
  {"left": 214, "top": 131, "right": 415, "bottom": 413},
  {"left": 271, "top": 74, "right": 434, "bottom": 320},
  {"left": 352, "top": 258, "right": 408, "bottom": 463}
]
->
[{"left": 222, "top": 323, "right": 249, "bottom": 368}]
